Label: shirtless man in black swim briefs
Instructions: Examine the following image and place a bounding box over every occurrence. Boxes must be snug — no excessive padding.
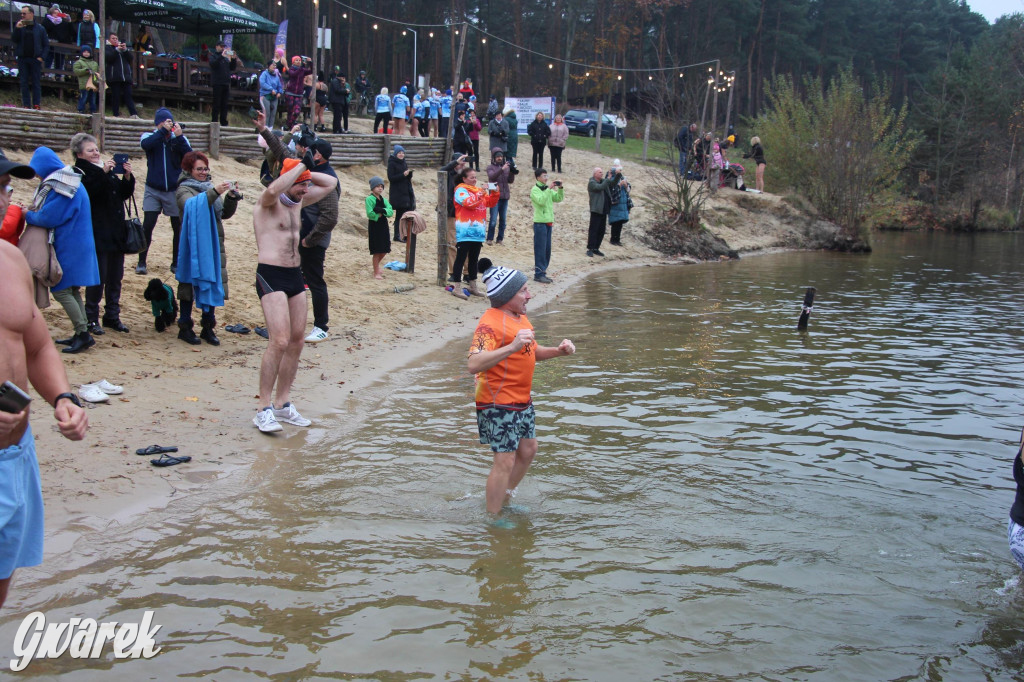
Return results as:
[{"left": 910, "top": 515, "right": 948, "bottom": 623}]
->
[{"left": 252, "top": 155, "right": 338, "bottom": 433}]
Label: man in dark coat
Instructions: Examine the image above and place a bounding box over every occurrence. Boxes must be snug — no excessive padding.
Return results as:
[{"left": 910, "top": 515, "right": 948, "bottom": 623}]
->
[
  {"left": 328, "top": 68, "right": 351, "bottom": 133},
  {"left": 299, "top": 139, "right": 339, "bottom": 343},
  {"left": 586, "top": 166, "right": 616, "bottom": 257},
  {"left": 105, "top": 32, "right": 139, "bottom": 118},
  {"left": 676, "top": 122, "right": 696, "bottom": 176},
  {"left": 12, "top": 6, "right": 49, "bottom": 109},
  {"left": 209, "top": 41, "right": 237, "bottom": 126}
]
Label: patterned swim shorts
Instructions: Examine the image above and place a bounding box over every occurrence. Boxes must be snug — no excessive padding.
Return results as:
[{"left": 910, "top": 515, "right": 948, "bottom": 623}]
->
[
  {"left": 477, "top": 404, "right": 536, "bottom": 453},
  {"left": 1008, "top": 518, "right": 1024, "bottom": 571}
]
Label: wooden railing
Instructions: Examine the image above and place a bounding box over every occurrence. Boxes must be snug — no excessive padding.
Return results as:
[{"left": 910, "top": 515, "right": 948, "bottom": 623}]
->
[{"left": 0, "top": 109, "right": 448, "bottom": 168}]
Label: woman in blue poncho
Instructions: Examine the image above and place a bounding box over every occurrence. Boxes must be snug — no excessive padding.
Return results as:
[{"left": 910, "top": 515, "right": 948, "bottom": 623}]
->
[{"left": 174, "top": 151, "right": 241, "bottom": 346}]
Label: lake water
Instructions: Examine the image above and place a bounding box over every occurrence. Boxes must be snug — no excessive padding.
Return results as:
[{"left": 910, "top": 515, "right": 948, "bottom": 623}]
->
[{"left": 2, "top": 231, "right": 1024, "bottom": 680}]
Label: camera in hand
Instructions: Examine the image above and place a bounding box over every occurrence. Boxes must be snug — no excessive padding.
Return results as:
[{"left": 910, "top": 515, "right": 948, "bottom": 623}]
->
[
  {"left": 507, "top": 158, "right": 519, "bottom": 175},
  {"left": 298, "top": 124, "right": 317, "bottom": 150}
]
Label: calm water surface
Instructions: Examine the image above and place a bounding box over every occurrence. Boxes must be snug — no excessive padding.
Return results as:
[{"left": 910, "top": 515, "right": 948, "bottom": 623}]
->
[{"left": 3, "top": 232, "right": 1024, "bottom": 680}]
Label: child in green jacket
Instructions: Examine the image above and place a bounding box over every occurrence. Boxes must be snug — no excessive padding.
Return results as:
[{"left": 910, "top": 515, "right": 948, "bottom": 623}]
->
[
  {"left": 72, "top": 45, "right": 99, "bottom": 114},
  {"left": 365, "top": 175, "right": 394, "bottom": 279}
]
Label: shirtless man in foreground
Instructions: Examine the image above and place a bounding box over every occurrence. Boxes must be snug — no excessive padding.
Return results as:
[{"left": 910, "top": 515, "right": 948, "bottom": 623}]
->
[
  {"left": 0, "top": 160, "right": 89, "bottom": 605},
  {"left": 252, "top": 155, "right": 338, "bottom": 433}
]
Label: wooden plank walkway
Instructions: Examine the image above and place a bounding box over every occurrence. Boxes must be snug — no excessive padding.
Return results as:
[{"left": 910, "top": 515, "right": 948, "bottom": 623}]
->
[{"left": 0, "top": 109, "right": 447, "bottom": 168}]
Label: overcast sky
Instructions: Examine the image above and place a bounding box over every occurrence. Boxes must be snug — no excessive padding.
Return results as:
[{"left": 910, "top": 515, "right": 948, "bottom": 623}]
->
[{"left": 968, "top": 0, "right": 1021, "bottom": 22}]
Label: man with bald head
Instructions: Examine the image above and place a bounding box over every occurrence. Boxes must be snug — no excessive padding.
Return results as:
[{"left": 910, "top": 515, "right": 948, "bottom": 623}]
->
[{"left": 586, "top": 166, "right": 616, "bottom": 257}]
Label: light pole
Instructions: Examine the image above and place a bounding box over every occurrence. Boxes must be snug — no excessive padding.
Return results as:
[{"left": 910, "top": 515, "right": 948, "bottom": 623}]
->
[
  {"left": 723, "top": 70, "right": 736, "bottom": 140},
  {"left": 403, "top": 27, "right": 417, "bottom": 90}
]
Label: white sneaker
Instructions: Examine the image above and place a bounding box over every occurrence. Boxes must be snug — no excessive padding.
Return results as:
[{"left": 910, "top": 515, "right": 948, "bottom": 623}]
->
[
  {"left": 273, "top": 402, "right": 311, "bottom": 427},
  {"left": 93, "top": 379, "right": 124, "bottom": 395},
  {"left": 304, "top": 326, "right": 328, "bottom": 343},
  {"left": 79, "top": 384, "right": 110, "bottom": 403},
  {"left": 253, "top": 407, "right": 283, "bottom": 433}
]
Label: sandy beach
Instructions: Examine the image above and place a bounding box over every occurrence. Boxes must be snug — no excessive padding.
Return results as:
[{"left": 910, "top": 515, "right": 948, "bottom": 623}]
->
[{"left": 2, "top": 126, "right": 811, "bottom": 553}]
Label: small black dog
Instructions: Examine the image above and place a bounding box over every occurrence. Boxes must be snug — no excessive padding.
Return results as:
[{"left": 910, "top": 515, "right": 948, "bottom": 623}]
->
[{"left": 143, "top": 278, "right": 178, "bottom": 332}]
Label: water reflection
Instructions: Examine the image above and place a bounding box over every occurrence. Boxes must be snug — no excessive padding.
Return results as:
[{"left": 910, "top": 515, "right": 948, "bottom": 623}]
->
[{"left": 2, "top": 232, "right": 1023, "bottom": 680}]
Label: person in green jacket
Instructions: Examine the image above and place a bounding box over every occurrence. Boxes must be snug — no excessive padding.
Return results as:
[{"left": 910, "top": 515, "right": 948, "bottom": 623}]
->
[
  {"left": 72, "top": 45, "right": 99, "bottom": 114},
  {"left": 365, "top": 175, "right": 394, "bottom": 279},
  {"left": 529, "top": 167, "right": 563, "bottom": 283},
  {"left": 504, "top": 109, "right": 519, "bottom": 160}
]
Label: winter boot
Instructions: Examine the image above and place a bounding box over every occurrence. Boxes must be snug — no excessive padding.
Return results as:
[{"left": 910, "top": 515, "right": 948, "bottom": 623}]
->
[
  {"left": 62, "top": 332, "right": 95, "bottom": 354},
  {"left": 177, "top": 319, "right": 201, "bottom": 345},
  {"left": 466, "top": 280, "right": 487, "bottom": 297},
  {"left": 199, "top": 319, "right": 220, "bottom": 346}
]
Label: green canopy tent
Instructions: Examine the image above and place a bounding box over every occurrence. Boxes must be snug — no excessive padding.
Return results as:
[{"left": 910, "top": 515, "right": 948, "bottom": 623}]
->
[{"left": 60, "top": 0, "right": 277, "bottom": 34}]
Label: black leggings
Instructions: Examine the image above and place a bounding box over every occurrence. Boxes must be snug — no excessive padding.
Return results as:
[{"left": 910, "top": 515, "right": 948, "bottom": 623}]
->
[
  {"left": 139, "top": 211, "right": 182, "bottom": 267},
  {"left": 531, "top": 141, "right": 546, "bottom": 169},
  {"left": 549, "top": 146, "right": 563, "bottom": 173},
  {"left": 451, "top": 241, "right": 482, "bottom": 282},
  {"left": 374, "top": 112, "right": 391, "bottom": 134},
  {"left": 471, "top": 139, "right": 480, "bottom": 170}
]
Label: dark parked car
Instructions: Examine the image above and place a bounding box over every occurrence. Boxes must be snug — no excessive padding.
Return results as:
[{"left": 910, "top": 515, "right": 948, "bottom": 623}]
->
[{"left": 563, "top": 109, "right": 616, "bottom": 138}]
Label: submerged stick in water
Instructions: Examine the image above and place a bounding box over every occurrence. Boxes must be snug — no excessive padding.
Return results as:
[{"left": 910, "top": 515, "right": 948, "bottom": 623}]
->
[{"left": 797, "top": 287, "right": 816, "bottom": 330}]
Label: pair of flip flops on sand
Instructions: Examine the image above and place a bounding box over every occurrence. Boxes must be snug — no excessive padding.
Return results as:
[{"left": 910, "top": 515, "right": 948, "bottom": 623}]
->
[
  {"left": 135, "top": 445, "right": 191, "bottom": 467},
  {"left": 78, "top": 379, "right": 123, "bottom": 404}
]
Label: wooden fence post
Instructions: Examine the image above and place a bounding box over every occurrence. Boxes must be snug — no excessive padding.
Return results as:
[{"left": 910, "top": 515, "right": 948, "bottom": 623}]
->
[
  {"left": 91, "top": 113, "right": 104, "bottom": 152},
  {"left": 641, "top": 114, "right": 652, "bottom": 163},
  {"left": 209, "top": 122, "right": 220, "bottom": 159},
  {"left": 382, "top": 134, "right": 391, "bottom": 164},
  {"left": 595, "top": 101, "right": 604, "bottom": 154},
  {"left": 437, "top": 170, "right": 449, "bottom": 287}
]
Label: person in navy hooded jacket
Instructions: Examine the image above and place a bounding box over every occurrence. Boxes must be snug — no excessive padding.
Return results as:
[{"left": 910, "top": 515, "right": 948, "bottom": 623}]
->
[
  {"left": 25, "top": 147, "right": 100, "bottom": 354},
  {"left": 136, "top": 107, "right": 192, "bottom": 275}
]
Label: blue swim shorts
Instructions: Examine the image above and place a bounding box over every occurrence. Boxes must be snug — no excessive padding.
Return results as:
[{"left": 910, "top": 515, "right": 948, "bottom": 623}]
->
[
  {"left": 0, "top": 426, "right": 44, "bottom": 580},
  {"left": 477, "top": 404, "right": 536, "bottom": 453}
]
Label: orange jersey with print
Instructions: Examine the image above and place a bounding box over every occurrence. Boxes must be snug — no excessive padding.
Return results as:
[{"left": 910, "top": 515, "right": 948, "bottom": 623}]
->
[{"left": 470, "top": 307, "right": 536, "bottom": 408}]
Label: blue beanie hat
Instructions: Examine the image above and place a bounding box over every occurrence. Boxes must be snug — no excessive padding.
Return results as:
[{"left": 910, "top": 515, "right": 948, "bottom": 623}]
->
[
  {"left": 400, "top": 85, "right": 408, "bottom": 94},
  {"left": 154, "top": 107, "right": 173, "bottom": 126},
  {"left": 391, "top": 144, "right": 405, "bottom": 156}
]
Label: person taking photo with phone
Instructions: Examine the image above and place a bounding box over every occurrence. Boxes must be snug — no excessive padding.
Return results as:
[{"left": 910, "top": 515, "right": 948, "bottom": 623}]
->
[
  {"left": 209, "top": 41, "right": 237, "bottom": 126},
  {"left": 72, "top": 133, "right": 135, "bottom": 337},
  {"left": 529, "top": 168, "right": 563, "bottom": 283}
]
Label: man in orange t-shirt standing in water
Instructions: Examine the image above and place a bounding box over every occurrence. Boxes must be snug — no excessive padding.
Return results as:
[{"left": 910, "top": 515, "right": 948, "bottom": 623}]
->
[{"left": 468, "top": 257, "right": 576, "bottom": 518}]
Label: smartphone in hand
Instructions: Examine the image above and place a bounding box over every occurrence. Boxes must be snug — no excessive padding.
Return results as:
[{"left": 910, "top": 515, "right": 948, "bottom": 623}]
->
[
  {"left": 248, "top": 105, "right": 261, "bottom": 120},
  {"left": 113, "top": 153, "right": 129, "bottom": 175},
  {"left": 0, "top": 380, "right": 31, "bottom": 414}
]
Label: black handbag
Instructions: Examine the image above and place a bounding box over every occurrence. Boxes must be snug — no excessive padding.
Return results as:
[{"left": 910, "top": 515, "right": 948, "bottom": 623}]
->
[{"left": 122, "top": 193, "right": 146, "bottom": 254}]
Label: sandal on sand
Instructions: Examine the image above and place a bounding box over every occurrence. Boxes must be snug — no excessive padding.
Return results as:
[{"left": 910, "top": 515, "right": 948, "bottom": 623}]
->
[
  {"left": 136, "top": 445, "right": 178, "bottom": 456},
  {"left": 254, "top": 326, "right": 269, "bottom": 339},
  {"left": 151, "top": 454, "right": 191, "bottom": 467},
  {"left": 225, "top": 324, "right": 251, "bottom": 334}
]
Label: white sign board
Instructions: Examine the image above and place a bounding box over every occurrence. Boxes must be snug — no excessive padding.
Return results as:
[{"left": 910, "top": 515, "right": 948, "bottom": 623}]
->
[{"left": 503, "top": 97, "right": 556, "bottom": 135}]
